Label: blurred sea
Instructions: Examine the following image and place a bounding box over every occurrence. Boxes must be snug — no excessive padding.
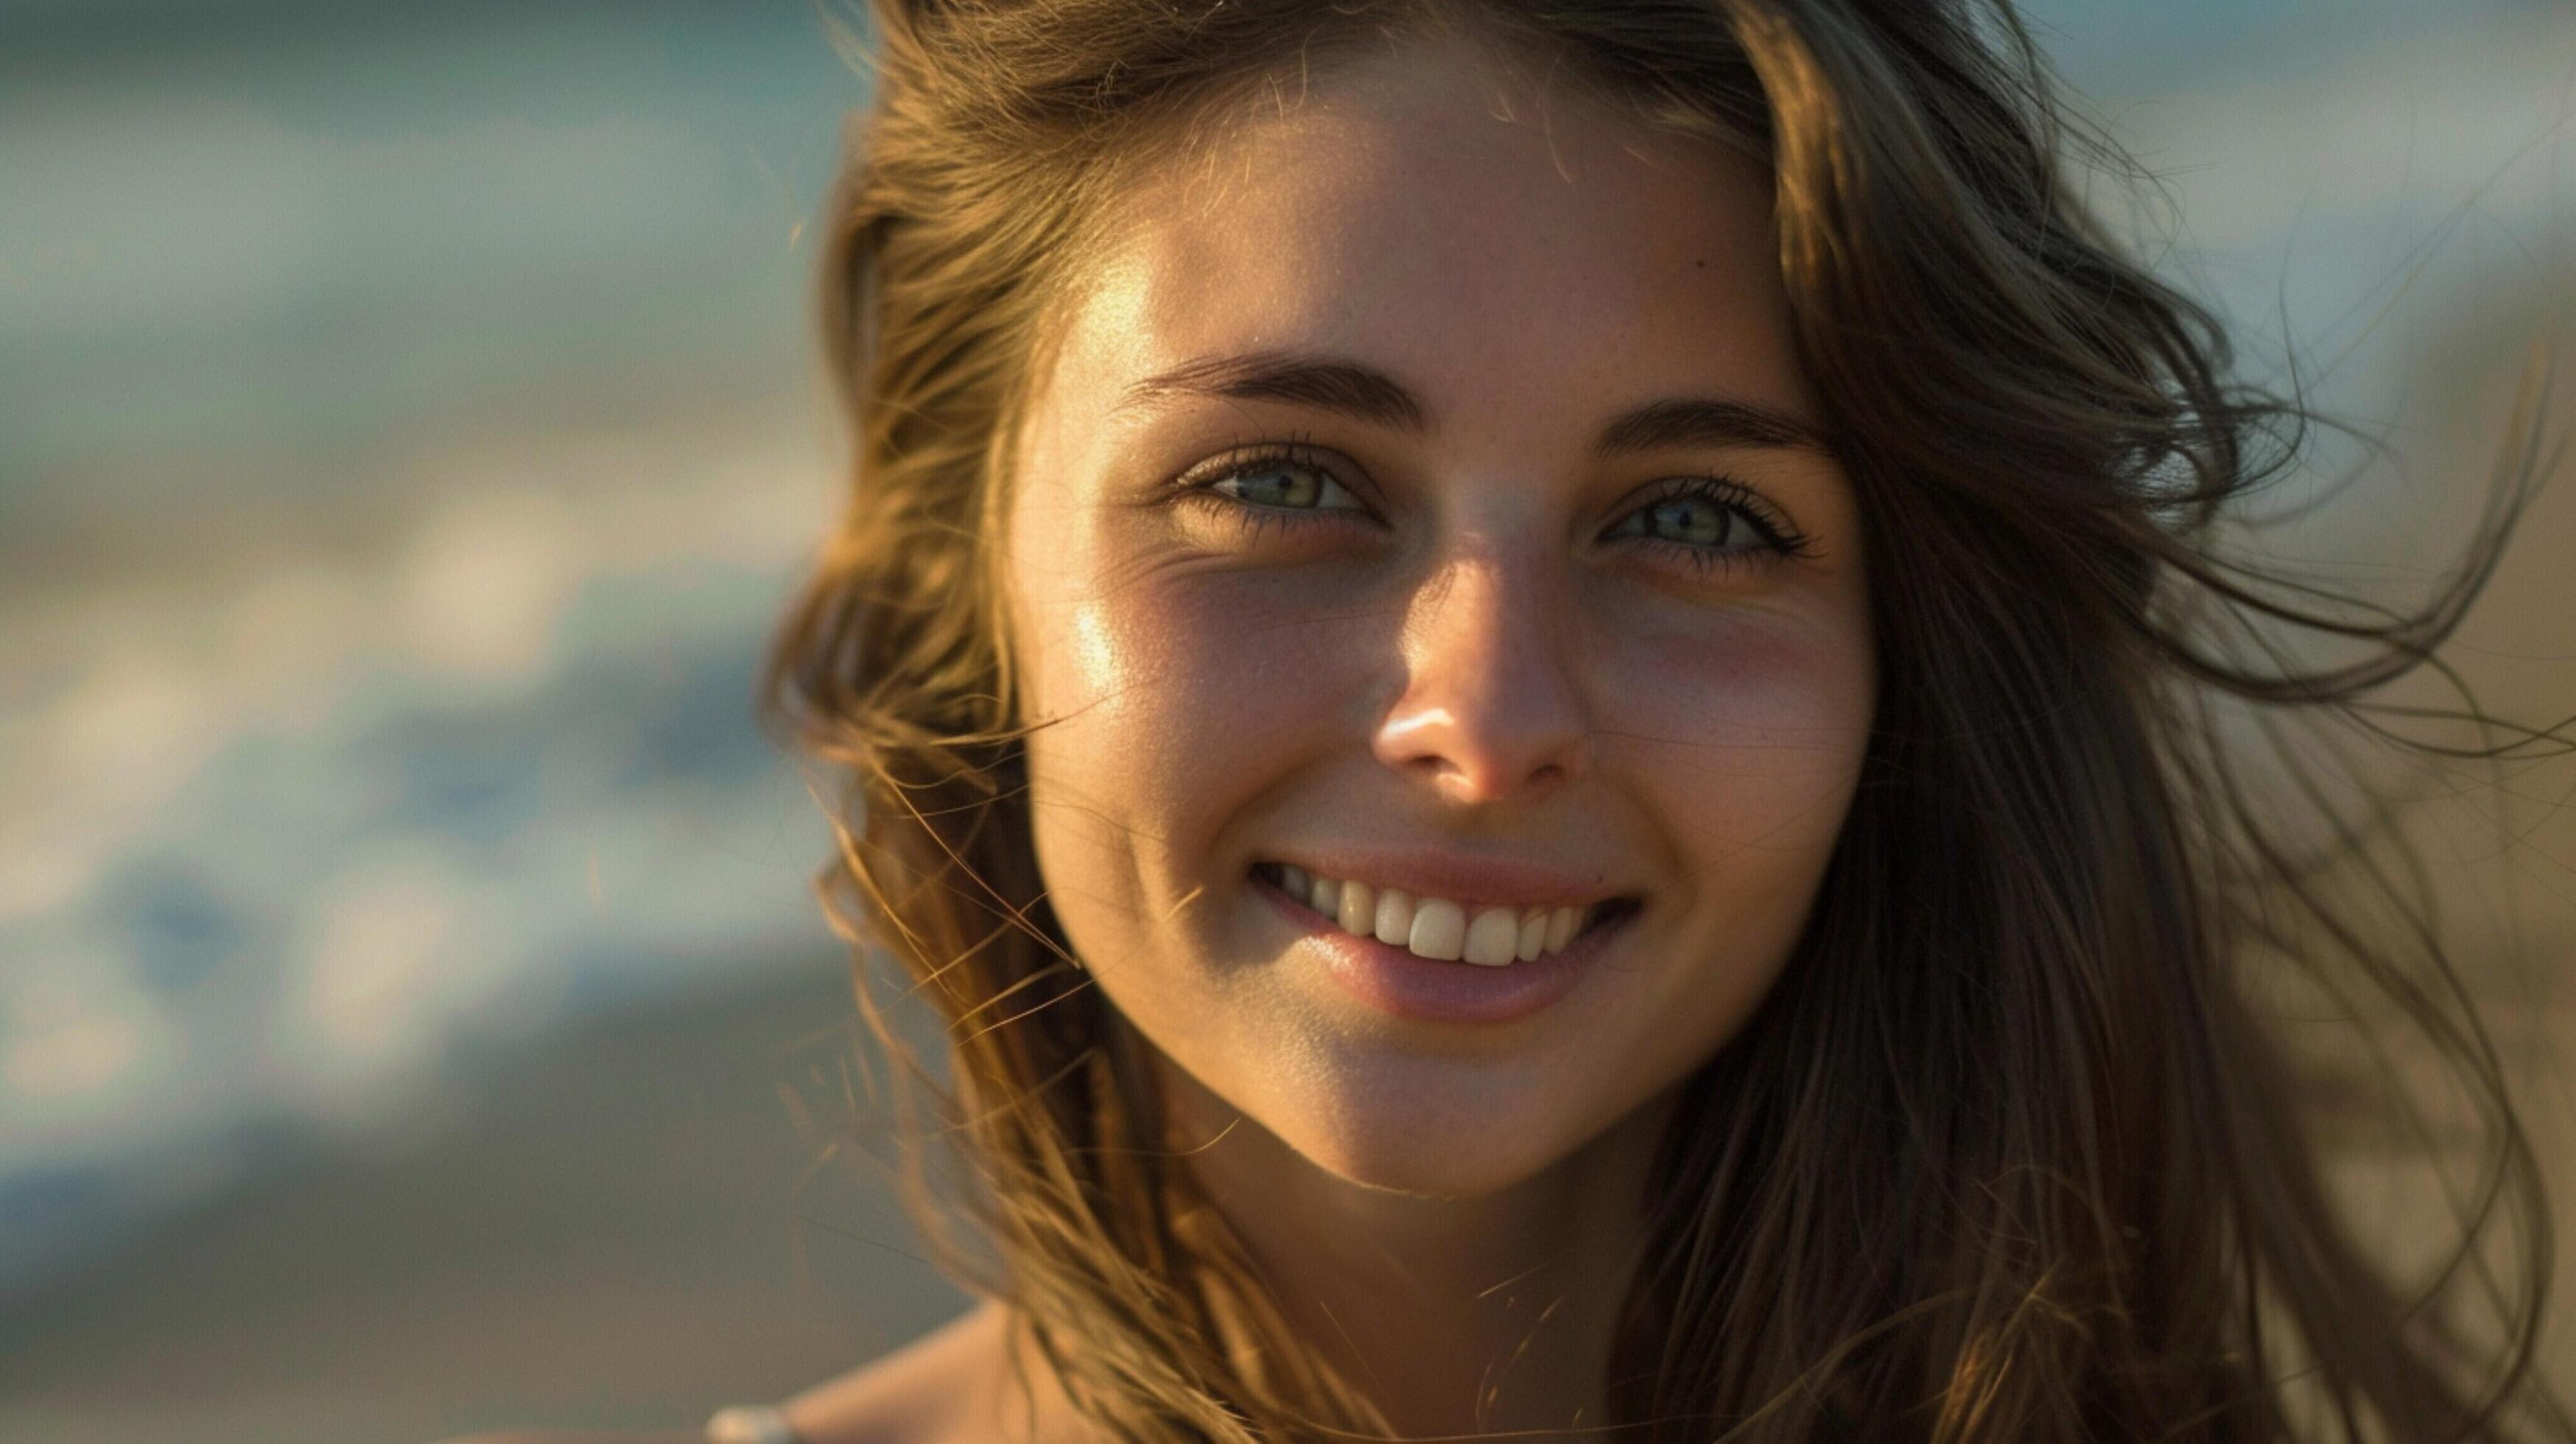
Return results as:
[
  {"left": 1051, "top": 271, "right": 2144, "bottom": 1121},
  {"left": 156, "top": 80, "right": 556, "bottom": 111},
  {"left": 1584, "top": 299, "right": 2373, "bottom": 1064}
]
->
[
  {"left": 0, "top": 0, "right": 2571, "bottom": 1436},
  {"left": 1, "top": 0, "right": 863, "bottom": 1302}
]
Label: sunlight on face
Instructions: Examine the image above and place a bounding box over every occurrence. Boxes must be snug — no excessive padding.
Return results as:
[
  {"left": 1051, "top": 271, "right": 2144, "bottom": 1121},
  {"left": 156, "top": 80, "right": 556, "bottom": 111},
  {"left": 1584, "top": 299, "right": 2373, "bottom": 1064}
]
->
[{"left": 1004, "top": 33, "right": 1876, "bottom": 1197}]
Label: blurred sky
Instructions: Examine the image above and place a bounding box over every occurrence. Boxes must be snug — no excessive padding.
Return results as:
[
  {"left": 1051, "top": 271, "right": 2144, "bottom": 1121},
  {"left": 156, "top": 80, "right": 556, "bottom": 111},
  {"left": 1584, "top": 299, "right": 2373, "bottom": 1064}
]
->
[{"left": 1, "top": 0, "right": 2571, "bottom": 1317}]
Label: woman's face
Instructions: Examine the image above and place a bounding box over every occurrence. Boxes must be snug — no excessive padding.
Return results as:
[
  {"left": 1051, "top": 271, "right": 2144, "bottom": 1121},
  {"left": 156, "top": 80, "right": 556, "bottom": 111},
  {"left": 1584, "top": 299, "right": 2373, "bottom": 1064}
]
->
[{"left": 1004, "top": 35, "right": 1875, "bottom": 1199}]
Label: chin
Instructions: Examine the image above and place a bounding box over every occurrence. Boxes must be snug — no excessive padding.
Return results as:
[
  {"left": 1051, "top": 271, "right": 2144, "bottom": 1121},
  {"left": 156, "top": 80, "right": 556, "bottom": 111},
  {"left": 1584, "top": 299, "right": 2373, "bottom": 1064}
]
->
[{"left": 1265, "top": 1076, "right": 1585, "bottom": 1200}]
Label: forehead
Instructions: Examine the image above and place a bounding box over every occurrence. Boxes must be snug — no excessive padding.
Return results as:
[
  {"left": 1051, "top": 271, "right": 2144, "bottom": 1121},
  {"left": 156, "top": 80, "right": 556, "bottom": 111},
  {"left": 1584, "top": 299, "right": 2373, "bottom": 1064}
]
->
[{"left": 1035, "top": 33, "right": 1810, "bottom": 450}]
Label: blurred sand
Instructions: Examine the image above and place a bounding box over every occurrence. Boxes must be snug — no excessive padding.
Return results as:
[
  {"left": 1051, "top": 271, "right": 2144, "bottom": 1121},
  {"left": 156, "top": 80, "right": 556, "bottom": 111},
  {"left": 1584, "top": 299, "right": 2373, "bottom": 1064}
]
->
[{"left": 0, "top": 967, "right": 969, "bottom": 1444}]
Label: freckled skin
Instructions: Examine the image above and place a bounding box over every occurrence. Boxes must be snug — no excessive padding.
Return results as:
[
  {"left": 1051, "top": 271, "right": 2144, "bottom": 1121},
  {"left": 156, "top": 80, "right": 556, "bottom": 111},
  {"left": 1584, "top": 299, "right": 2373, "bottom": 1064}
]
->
[{"left": 1004, "top": 38, "right": 1876, "bottom": 1200}]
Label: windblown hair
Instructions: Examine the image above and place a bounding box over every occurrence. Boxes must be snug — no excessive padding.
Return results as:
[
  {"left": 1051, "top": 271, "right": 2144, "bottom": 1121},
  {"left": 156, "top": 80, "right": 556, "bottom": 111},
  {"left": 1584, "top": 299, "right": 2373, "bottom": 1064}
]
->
[{"left": 765, "top": 0, "right": 2568, "bottom": 1436}]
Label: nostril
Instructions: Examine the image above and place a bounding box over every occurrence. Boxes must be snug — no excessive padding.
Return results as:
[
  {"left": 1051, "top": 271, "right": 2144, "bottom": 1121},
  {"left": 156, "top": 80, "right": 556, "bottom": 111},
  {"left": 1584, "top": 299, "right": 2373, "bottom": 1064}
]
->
[
  {"left": 1372, "top": 637, "right": 1595, "bottom": 805},
  {"left": 1425, "top": 754, "right": 1577, "bottom": 808}
]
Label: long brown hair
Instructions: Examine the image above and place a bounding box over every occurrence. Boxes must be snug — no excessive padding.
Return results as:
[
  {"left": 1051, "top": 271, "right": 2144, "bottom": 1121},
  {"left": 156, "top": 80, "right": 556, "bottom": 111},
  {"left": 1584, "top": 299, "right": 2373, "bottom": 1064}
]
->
[{"left": 764, "top": 0, "right": 2569, "bottom": 1435}]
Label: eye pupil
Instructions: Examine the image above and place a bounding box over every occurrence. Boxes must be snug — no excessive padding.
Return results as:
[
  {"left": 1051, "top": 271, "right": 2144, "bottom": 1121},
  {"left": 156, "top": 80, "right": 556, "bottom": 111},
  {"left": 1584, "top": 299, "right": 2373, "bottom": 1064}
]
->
[
  {"left": 1646, "top": 497, "right": 1729, "bottom": 548},
  {"left": 1231, "top": 463, "right": 1322, "bottom": 508}
]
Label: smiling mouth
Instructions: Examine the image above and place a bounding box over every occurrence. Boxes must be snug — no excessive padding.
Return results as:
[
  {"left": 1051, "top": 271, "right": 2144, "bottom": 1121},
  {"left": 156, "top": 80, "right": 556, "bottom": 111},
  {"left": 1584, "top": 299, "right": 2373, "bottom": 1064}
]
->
[{"left": 1252, "top": 861, "right": 1641, "bottom": 967}]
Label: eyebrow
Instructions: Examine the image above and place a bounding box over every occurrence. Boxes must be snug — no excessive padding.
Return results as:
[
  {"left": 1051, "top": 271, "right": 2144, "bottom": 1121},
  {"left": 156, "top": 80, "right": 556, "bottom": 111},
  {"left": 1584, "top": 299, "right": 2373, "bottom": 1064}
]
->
[{"left": 1116, "top": 348, "right": 1831, "bottom": 455}]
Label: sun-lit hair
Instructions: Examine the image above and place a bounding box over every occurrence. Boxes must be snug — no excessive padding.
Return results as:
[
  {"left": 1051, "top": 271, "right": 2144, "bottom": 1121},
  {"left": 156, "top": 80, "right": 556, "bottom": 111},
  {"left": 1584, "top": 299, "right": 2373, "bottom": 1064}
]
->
[{"left": 764, "top": 0, "right": 2566, "bottom": 1435}]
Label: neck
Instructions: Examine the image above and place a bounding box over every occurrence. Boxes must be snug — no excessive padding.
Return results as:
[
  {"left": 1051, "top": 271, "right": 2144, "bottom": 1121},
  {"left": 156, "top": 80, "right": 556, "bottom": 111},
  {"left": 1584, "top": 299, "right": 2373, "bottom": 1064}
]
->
[{"left": 1165, "top": 1066, "right": 1673, "bottom": 1438}]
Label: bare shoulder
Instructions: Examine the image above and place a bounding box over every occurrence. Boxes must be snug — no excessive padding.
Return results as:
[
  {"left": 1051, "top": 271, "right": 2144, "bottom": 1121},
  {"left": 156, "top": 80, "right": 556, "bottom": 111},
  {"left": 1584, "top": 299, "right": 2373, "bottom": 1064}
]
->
[{"left": 782, "top": 1300, "right": 1069, "bottom": 1444}]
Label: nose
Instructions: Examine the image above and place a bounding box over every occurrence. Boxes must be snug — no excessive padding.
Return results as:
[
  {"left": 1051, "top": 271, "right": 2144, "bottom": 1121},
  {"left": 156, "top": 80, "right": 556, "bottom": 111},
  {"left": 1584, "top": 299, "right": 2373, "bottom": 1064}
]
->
[{"left": 1373, "top": 543, "right": 1593, "bottom": 807}]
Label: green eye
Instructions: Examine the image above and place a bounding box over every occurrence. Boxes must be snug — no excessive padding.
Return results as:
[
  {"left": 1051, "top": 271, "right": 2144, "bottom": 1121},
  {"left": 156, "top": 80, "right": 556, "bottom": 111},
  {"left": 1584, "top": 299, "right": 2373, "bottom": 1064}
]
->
[
  {"left": 1603, "top": 477, "right": 1811, "bottom": 577},
  {"left": 1610, "top": 493, "right": 1760, "bottom": 551},
  {"left": 1632, "top": 495, "right": 1740, "bottom": 549},
  {"left": 1210, "top": 457, "right": 1360, "bottom": 511}
]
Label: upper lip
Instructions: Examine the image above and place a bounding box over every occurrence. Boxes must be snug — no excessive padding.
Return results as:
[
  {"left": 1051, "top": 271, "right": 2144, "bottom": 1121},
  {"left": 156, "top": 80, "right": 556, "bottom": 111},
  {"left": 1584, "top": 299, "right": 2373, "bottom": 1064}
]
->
[{"left": 1262, "top": 847, "right": 1636, "bottom": 910}]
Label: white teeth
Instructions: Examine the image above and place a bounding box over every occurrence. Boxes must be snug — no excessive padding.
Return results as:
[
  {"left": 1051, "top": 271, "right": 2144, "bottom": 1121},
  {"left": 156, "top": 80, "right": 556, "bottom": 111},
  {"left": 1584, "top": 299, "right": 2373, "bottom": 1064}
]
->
[
  {"left": 1543, "top": 905, "right": 1581, "bottom": 955},
  {"left": 1407, "top": 898, "right": 1467, "bottom": 960},
  {"left": 1372, "top": 888, "right": 1416, "bottom": 947},
  {"left": 1271, "top": 863, "right": 1617, "bottom": 967},
  {"left": 1462, "top": 907, "right": 1521, "bottom": 967},
  {"left": 1337, "top": 880, "right": 1377, "bottom": 936}
]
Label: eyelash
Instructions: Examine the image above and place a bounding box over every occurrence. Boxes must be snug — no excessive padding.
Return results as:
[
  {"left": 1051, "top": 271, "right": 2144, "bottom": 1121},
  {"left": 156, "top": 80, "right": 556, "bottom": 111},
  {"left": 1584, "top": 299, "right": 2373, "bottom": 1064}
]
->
[
  {"left": 1618, "top": 474, "right": 1821, "bottom": 577},
  {"left": 1170, "top": 435, "right": 1819, "bottom": 576}
]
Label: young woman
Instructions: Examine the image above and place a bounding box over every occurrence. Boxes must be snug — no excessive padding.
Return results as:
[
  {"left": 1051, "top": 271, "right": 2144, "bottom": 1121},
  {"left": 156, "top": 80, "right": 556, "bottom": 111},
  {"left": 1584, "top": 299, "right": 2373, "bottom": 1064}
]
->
[{"left": 488, "top": 0, "right": 2569, "bottom": 1438}]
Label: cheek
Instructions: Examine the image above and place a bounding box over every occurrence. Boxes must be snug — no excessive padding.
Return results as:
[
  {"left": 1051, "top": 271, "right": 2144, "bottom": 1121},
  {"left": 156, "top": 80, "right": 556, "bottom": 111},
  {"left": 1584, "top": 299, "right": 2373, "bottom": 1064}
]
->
[
  {"left": 1598, "top": 600, "right": 1874, "bottom": 1016},
  {"left": 1529, "top": 600, "right": 1870, "bottom": 1144},
  {"left": 1015, "top": 551, "right": 1372, "bottom": 944},
  {"left": 1612, "top": 606, "right": 1874, "bottom": 836}
]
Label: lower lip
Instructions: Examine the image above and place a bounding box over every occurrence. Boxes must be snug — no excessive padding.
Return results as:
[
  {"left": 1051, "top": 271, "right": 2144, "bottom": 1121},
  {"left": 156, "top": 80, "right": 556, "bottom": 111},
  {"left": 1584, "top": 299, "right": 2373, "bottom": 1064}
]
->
[{"left": 1254, "top": 880, "right": 1623, "bottom": 1026}]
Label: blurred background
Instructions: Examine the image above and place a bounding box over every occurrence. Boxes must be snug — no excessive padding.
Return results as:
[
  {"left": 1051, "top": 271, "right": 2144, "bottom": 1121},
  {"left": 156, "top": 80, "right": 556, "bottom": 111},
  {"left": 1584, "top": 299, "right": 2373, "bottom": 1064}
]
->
[{"left": 0, "top": 0, "right": 2570, "bottom": 1439}]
